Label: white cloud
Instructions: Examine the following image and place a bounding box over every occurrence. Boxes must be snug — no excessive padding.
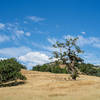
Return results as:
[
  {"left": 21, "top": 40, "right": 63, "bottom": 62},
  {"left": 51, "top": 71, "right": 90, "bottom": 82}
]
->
[
  {"left": 81, "top": 32, "right": 86, "bottom": 35},
  {"left": 82, "top": 52, "right": 100, "bottom": 65},
  {"left": 28, "top": 16, "right": 45, "bottom": 22},
  {"left": 0, "top": 35, "right": 10, "bottom": 42},
  {"left": 26, "top": 32, "right": 31, "bottom": 36},
  {"left": 43, "top": 46, "right": 59, "bottom": 52},
  {"left": 0, "top": 23, "right": 5, "bottom": 29},
  {"left": 77, "top": 35, "right": 90, "bottom": 46},
  {"left": 48, "top": 38, "right": 57, "bottom": 44},
  {"left": 16, "top": 30, "right": 24, "bottom": 35},
  {"left": 14, "top": 30, "right": 25, "bottom": 38},
  {"left": 64, "top": 35, "right": 100, "bottom": 48},
  {"left": 31, "top": 41, "right": 60, "bottom": 52},
  {"left": 6, "top": 23, "right": 25, "bottom": 37},
  {"left": 93, "top": 44, "right": 100, "bottom": 48},
  {"left": 32, "top": 42, "right": 42, "bottom": 48},
  {"left": 0, "top": 57, "right": 7, "bottom": 60},
  {"left": 0, "top": 46, "right": 31, "bottom": 57},
  {"left": 78, "top": 36, "right": 100, "bottom": 48},
  {"left": 19, "top": 52, "right": 50, "bottom": 66},
  {"left": 64, "top": 35, "right": 75, "bottom": 40}
]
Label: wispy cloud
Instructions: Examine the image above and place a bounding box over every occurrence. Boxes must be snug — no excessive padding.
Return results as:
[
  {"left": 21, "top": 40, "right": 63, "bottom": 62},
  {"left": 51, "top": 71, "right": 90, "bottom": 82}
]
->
[
  {"left": 43, "top": 46, "right": 59, "bottom": 52},
  {"left": 25, "top": 32, "right": 31, "bottom": 37},
  {"left": 5, "top": 23, "right": 25, "bottom": 39},
  {"left": 16, "top": 30, "right": 24, "bottom": 35},
  {"left": 81, "top": 32, "right": 86, "bottom": 35},
  {"left": 6, "top": 23, "right": 30, "bottom": 38},
  {"left": 27, "top": 16, "right": 45, "bottom": 22},
  {"left": 0, "top": 35, "right": 10, "bottom": 42},
  {"left": 64, "top": 35, "right": 100, "bottom": 48},
  {"left": 48, "top": 38, "right": 57, "bottom": 44},
  {"left": 82, "top": 52, "right": 100, "bottom": 65},
  {"left": 0, "top": 23, "right": 5, "bottom": 29},
  {"left": 48, "top": 35, "right": 100, "bottom": 49},
  {"left": 15, "top": 30, "right": 24, "bottom": 38}
]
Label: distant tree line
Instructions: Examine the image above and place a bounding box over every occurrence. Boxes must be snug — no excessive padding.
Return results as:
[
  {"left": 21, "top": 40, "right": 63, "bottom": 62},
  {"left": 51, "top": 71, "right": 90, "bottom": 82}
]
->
[
  {"left": 77, "top": 63, "right": 100, "bottom": 76},
  {"left": 32, "top": 63, "right": 100, "bottom": 77},
  {"left": 32, "top": 63, "right": 68, "bottom": 74}
]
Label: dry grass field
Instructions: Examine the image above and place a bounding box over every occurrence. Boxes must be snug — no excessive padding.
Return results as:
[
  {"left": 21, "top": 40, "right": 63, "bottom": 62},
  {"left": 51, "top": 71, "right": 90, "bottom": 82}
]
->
[{"left": 0, "top": 69, "right": 100, "bottom": 100}]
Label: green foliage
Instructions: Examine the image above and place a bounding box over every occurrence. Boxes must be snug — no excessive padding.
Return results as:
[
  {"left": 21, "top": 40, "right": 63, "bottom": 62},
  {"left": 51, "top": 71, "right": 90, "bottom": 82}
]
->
[
  {"left": 0, "top": 58, "right": 26, "bottom": 84},
  {"left": 52, "top": 37, "right": 83, "bottom": 80},
  {"left": 32, "top": 62, "right": 100, "bottom": 78},
  {"left": 78, "top": 63, "right": 100, "bottom": 77},
  {"left": 71, "top": 71, "right": 79, "bottom": 80},
  {"left": 32, "top": 63, "right": 68, "bottom": 74},
  {"left": 95, "top": 69, "right": 100, "bottom": 76}
]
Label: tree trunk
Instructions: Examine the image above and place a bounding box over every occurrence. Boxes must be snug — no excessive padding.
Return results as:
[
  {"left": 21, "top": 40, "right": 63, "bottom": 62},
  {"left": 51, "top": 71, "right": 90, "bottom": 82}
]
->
[{"left": 70, "top": 60, "right": 77, "bottom": 80}]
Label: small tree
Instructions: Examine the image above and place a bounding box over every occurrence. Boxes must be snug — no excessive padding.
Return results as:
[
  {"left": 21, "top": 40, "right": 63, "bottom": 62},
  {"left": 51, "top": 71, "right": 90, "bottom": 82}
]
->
[
  {"left": 0, "top": 58, "right": 26, "bottom": 84},
  {"left": 52, "top": 37, "right": 83, "bottom": 80}
]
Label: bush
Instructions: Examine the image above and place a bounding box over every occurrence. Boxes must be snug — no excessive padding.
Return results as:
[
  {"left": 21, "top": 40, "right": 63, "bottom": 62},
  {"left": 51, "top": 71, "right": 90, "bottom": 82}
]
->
[
  {"left": 32, "top": 63, "right": 68, "bottom": 74},
  {"left": 71, "top": 72, "right": 79, "bottom": 80},
  {"left": 78, "top": 63, "right": 100, "bottom": 77},
  {"left": 0, "top": 58, "right": 26, "bottom": 84}
]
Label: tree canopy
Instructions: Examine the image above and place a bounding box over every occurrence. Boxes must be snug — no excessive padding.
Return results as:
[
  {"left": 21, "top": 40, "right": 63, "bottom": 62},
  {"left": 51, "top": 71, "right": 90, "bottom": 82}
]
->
[
  {"left": 0, "top": 58, "right": 26, "bottom": 84},
  {"left": 52, "top": 37, "right": 83, "bottom": 80}
]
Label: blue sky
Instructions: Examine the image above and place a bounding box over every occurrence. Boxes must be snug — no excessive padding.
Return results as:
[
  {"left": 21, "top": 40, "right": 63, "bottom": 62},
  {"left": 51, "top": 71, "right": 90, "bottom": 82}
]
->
[{"left": 0, "top": 0, "right": 100, "bottom": 69}]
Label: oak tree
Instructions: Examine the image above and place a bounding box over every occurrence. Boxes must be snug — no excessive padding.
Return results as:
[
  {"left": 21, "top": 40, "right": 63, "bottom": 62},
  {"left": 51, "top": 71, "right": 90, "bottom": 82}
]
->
[{"left": 52, "top": 37, "right": 83, "bottom": 80}]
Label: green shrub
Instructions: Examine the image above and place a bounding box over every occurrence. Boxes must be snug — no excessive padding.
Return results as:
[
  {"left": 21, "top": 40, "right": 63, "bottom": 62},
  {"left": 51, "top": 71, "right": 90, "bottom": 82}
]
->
[
  {"left": 71, "top": 72, "right": 79, "bottom": 80},
  {"left": 77, "top": 63, "right": 100, "bottom": 77},
  {"left": 0, "top": 58, "right": 26, "bottom": 84},
  {"left": 32, "top": 63, "right": 68, "bottom": 74}
]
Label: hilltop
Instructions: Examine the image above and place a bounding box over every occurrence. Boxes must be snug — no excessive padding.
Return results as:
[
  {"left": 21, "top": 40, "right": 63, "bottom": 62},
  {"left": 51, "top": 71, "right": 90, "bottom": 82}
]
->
[{"left": 0, "top": 69, "right": 100, "bottom": 100}]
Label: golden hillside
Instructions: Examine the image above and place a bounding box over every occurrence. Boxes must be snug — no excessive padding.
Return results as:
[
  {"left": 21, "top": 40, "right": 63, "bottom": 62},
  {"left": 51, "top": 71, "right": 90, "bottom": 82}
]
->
[{"left": 0, "top": 69, "right": 100, "bottom": 100}]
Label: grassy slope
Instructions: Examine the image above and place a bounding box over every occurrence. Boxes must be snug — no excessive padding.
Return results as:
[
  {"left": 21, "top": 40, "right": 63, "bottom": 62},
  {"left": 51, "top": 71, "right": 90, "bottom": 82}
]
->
[{"left": 0, "top": 69, "right": 100, "bottom": 100}]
